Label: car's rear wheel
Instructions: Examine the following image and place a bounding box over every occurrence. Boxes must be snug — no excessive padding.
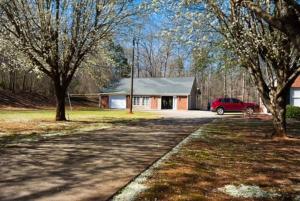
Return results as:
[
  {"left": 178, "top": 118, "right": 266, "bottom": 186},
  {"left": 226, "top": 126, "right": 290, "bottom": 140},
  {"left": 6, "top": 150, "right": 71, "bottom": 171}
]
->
[
  {"left": 246, "top": 107, "right": 254, "bottom": 115},
  {"left": 217, "top": 107, "right": 224, "bottom": 115}
]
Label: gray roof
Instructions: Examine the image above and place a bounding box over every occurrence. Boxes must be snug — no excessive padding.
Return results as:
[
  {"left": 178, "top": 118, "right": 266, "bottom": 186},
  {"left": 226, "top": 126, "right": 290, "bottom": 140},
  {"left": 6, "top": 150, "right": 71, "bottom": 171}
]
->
[{"left": 100, "top": 77, "right": 196, "bottom": 96}]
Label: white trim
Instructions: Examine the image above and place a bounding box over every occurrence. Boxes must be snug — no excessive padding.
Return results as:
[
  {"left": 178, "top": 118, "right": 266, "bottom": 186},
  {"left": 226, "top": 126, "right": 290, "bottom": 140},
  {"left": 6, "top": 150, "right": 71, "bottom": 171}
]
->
[
  {"left": 290, "top": 88, "right": 300, "bottom": 106},
  {"left": 158, "top": 97, "right": 162, "bottom": 110},
  {"left": 173, "top": 96, "right": 177, "bottom": 110},
  {"left": 99, "top": 93, "right": 190, "bottom": 96},
  {"left": 133, "top": 96, "right": 151, "bottom": 109}
]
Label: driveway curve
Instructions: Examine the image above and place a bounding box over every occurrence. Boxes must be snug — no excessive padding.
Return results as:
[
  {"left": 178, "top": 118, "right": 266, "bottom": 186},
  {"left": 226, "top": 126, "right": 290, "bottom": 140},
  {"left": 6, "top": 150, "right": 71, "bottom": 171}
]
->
[{"left": 0, "top": 117, "right": 213, "bottom": 201}]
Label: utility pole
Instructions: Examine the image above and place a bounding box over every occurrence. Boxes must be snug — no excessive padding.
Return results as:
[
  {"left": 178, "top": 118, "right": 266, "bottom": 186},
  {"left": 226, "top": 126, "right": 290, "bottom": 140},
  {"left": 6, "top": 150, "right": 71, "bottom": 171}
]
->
[
  {"left": 136, "top": 37, "right": 140, "bottom": 78},
  {"left": 129, "top": 37, "right": 135, "bottom": 114}
]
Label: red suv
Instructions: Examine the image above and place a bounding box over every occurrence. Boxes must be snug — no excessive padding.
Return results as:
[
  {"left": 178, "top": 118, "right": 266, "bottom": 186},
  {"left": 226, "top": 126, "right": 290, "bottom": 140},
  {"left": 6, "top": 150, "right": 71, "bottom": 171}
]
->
[{"left": 211, "top": 98, "right": 258, "bottom": 115}]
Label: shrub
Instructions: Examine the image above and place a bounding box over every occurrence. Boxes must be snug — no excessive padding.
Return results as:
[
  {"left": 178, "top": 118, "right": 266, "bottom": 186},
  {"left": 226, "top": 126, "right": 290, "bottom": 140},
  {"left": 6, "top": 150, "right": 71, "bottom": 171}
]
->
[{"left": 286, "top": 105, "right": 300, "bottom": 120}]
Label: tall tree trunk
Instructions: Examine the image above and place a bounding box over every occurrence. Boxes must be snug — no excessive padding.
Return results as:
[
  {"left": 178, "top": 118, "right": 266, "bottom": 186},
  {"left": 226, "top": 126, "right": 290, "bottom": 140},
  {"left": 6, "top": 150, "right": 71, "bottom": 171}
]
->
[
  {"left": 200, "top": 72, "right": 204, "bottom": 109},
  {"left": 137, "top": 40, "right": 140, "bottom": 78},
  {"left": 242, "top": 72, "right": 245, "bottom": 102},
  {"left": 1, "top": 72, "right": 6, "bottom": 89},
  {"left": 269, "top": 93, "right": 287, "bottom": 138},
  {"left": 224, "top": 69, "right": 227, "bottom": 97},
  {"left": 9, "top": 71, "right": 13, "bottom": 91},
  {"left": 207, "top": 65, "right": 211, "bottom": 104},
  {"left": 230, "top": 71, "right": 233, "bottom": 98},
  {"left": 22, "top": 72, "right": 27, "bottom": 91},
  {"left": 164, "top": 61, "right": 167, "bottom": 77},
  {"left": 29, "top": 75, "right": 34, "bottom": 93},
  {"left": 54, "top": 83, "right": 67, "bottom": 121}
]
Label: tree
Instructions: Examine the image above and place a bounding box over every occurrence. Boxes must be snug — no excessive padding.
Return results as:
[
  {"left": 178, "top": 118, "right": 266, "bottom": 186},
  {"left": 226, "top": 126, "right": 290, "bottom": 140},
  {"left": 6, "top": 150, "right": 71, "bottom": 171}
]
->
[
  {"left": 175, "top": 56, "right": 185, "bottom": 76},
  {"left": 238, "top": 0, "right": 300, "bottom": 51},
  {"left": 107, "top": 40, "right": 130, "bottom": 78},
  {"left": 0, "top": 36, "right": 37, "bottom": 92},
  {"left": 0, "top": 0, "right": 136, "bottom": 120},
  {"left": 72, "top": 40, "right": 128, "bottom": 94},
  {"left": 191, "top": 48, "right": 210, "bottom": 106},
  {"left": 202, "top": 0, "right": 300, "bottom": 137},
  {"left": 159, "top": 37, "right": 173, "bottom": 77},
  {"left": 152, "top": 0, "right": 300, "bottom": 137}
]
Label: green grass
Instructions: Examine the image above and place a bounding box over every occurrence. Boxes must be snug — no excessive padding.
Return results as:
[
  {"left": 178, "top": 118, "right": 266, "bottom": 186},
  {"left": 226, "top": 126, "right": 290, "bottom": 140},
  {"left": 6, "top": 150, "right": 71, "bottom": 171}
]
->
[
  {"left": 0, "top": 108, "right": 156, "bottom": 122},
  {"left": 0, "top": 108, "right": 158, "bottom": 138}
]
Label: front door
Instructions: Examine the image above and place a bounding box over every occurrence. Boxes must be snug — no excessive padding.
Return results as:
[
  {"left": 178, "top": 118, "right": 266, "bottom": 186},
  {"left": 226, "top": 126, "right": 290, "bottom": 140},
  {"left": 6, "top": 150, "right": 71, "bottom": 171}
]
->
[{"left": 161, "top": 96, "right": 173, "bottom": 109}]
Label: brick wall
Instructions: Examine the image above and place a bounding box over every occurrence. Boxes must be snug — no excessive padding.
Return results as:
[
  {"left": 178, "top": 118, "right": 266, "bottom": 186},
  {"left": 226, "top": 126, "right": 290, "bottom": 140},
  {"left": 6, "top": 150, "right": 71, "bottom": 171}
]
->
[
  {"left": 126, "top": 95, "right": 130, "bottom": 109},
  {"left": 292, "top": 76, "right": 300, "bottom": 88},
  {"left": 151, "top": 96, "right": 159, "bottom": 109},
  {"left": 100, "top": 96, "right": 109, "bottom": 109},
  {"left": 177, "top": 96, "right": 188, "bottom": 110}
]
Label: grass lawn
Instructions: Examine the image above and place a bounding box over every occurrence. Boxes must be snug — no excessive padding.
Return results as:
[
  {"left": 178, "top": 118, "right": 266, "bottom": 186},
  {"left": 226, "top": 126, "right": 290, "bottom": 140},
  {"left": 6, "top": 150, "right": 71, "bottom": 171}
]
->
[
  {"left": 0, "top": 107, "right": 157, "bottom": 138},
  {"left": 135, "top": 116, "right": 300, "bottom": 201}
]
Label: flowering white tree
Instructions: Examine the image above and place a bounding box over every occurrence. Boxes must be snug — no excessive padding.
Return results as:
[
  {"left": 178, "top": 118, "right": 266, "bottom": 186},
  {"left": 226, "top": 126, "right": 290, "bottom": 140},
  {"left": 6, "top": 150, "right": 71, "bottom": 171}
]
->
[
  {"left": 152, "top": 0, "right": 300, "bottom": 137},
  {"left": 0, "top": 36, "right": 39, "bottom": 91},
  {"left": 0, "top": 0, "right": 138, "bottom": 120},
  {"left": 238, "top": 0, "right": 300, "bottom": 51},
  {"left": 203, "top": 0, "right": 300, "bottom": 138}
]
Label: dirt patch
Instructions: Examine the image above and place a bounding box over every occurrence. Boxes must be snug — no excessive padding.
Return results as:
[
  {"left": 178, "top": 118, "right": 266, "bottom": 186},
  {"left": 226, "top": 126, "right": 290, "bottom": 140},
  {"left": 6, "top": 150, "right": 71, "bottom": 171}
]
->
[
  {"left": 0, "top": 90, "right": 100, "bottom": 108},
  {"left": 0, "top": 90, "right": 54, "bottom": 108}
]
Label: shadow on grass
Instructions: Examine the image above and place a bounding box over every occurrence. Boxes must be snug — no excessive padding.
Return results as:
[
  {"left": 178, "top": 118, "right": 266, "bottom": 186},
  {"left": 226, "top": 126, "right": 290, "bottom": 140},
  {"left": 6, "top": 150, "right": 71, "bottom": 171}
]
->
[
  {"left": 0, "top": 116, "right": 217, "bottom": 146},
  {"left": 0, "top": 118, "right": 155, "bottom": 147},
  {"left": 136, "top": 117, "right": 300, "bottom": 201},
  {"left": 0, "top": 117, "right": 213, "bottom": 201}
]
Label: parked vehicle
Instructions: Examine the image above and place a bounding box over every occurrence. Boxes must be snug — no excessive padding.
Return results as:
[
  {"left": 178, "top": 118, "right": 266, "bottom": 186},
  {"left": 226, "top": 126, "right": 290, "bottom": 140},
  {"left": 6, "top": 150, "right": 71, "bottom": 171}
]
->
[{"left": 210, "top": 98, "right": 259, "bottom": 115}]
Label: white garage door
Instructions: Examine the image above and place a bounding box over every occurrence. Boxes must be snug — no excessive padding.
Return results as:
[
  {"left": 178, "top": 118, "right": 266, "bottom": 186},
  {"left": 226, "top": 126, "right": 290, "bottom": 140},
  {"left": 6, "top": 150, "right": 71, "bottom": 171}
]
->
[
  {"left": 109, "top": 96, "right": 126, "bottom": 109},
  {"left": 291, "top": 89, "right": 300, "bottom": 106}
]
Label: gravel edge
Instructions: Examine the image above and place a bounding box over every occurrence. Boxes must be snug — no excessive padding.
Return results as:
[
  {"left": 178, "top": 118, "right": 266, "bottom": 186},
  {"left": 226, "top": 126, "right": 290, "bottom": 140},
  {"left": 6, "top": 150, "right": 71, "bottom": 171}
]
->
[{"left": 109, "top": 124, "right": 209, "bottom": 201}]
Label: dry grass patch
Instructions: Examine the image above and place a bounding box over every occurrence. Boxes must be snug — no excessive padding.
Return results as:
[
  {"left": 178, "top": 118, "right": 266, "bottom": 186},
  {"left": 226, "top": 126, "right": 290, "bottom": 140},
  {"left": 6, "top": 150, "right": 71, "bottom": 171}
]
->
[
  {"left": 0, "top": 108, "right": 157, "bottom": 145},
  {"left": 135, "top": 116, "right": 300, "bottom": 201}
]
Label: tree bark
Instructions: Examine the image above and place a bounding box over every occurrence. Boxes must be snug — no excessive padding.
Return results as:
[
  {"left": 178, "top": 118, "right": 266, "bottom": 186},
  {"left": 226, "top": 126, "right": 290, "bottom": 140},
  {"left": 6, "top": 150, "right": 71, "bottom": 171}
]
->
[
  {"left": 22, "top": 72, "right": 27, "bottom": 91},
  {"left": 242, "top": 72, "right": 245, "bottom": 102},
  {"left": 269, "top": 93, "right": 287, "bottom": 138},
  {"left": 54, "top": 83, "right": 67, "bottom": 121},
  {"left": 224, "top": 69, "right": 227, "bottom": 97}
]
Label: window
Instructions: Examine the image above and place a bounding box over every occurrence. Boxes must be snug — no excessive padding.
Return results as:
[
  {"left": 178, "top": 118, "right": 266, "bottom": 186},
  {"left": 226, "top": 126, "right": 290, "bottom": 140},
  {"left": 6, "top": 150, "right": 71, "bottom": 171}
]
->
[
  {"left": 291, "top": 89, "right": 300, "bottom": 106},
  {"left": 232, "top": 98, "right": 241, "bottom": 103},
  {"left": 221, "top": 98, "right": 230, "bottom": 103},
  {"left": 142, "top": 97, "right": 150, "bottom": 106},
  {"left": 133, "top": 96, "right": 150, "bottom": 106},
  {"left": 133, "top": 96, "right": 140, "bottom": 105}
]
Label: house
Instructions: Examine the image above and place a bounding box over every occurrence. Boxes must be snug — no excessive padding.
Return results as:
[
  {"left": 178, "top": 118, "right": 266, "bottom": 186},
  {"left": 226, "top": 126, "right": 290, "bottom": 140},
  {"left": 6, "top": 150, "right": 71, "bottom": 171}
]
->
[
  {"left": 289, "top": 76, "right": 300, "bottom": 106},
  {"left": 99, "top": 77, "right": 199, "bottom": 110},
  {"left": 260, "top": 76, "right": 300, "bottom": 113}
]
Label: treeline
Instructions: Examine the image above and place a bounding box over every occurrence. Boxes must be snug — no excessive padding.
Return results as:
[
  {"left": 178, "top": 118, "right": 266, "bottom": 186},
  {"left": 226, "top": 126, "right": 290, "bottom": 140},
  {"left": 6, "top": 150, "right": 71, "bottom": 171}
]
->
[
  {"left": 0, "top": 2, "right": 258, "bottom": 109},
  {"left": 0, "top": 36, "right": 258, "bottom": 109},
  {"left": 0, "top": 40, "right": 130, "bottom": 96}
]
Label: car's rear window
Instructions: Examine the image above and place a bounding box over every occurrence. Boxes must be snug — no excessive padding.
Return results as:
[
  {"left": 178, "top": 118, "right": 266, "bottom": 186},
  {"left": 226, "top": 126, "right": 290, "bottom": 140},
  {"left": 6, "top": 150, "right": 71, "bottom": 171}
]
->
[
  {"left": 232, "top": 98, "right": 241, "bottom": 103},
  {"left": 221, "top": 98, "right": 231, "bottom": 103}
]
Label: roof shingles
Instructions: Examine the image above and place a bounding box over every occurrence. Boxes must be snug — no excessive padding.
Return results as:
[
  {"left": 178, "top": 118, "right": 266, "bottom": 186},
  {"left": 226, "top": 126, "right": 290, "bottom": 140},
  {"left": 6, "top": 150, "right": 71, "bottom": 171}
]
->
[{"left": 101, "top": 77, "right": 195, "bottom": 96}]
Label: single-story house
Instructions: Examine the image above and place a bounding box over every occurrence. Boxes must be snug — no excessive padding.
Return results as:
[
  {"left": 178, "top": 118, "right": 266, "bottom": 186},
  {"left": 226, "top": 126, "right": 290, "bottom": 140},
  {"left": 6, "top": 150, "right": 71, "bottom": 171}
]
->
[
  {"left": 260, "top": 76, "right": 300, "bottom": 113},
  {"left": 289, "top": 76, "right": 300, "bottom": 106},
  {"left": 99, "top": 77, "right": 199, "bottom": 110}
]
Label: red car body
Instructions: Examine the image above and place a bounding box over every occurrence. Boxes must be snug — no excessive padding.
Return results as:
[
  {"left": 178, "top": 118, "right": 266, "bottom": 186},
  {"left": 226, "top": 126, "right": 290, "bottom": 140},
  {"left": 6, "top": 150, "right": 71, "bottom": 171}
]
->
[{"left": 211, "top": 98, "right": 258, "bottom": 114}]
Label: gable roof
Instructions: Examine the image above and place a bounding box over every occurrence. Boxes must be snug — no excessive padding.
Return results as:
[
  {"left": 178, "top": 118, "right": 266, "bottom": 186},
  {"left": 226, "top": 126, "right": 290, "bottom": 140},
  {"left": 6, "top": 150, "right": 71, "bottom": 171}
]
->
[{"left": 100, "top": 77, "right": 196, "bottom": 96}]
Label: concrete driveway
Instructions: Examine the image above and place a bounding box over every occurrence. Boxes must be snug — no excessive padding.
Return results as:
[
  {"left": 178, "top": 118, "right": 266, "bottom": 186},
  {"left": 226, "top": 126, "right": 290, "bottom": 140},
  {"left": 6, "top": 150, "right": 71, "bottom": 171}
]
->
[
  {"left": 0, "top": 117, "right": 214, "bottom": 201},
  {"left": 152, "top": 110, "right": 222, "bottom": 118}
]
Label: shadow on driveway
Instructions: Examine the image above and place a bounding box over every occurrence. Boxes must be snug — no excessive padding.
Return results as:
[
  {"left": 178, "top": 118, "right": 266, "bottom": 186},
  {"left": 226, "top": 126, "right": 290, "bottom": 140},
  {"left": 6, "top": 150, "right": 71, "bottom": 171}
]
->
[{"left": 0, "top": 118, "right": 213, "bottom": 201}]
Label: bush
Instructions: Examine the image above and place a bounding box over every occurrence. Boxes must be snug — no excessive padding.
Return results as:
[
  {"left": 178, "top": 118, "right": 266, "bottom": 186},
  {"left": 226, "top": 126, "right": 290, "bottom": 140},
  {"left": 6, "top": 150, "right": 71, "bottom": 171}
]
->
[{"left": 286, "top": 105, "right": 300, "bottom": 120}]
